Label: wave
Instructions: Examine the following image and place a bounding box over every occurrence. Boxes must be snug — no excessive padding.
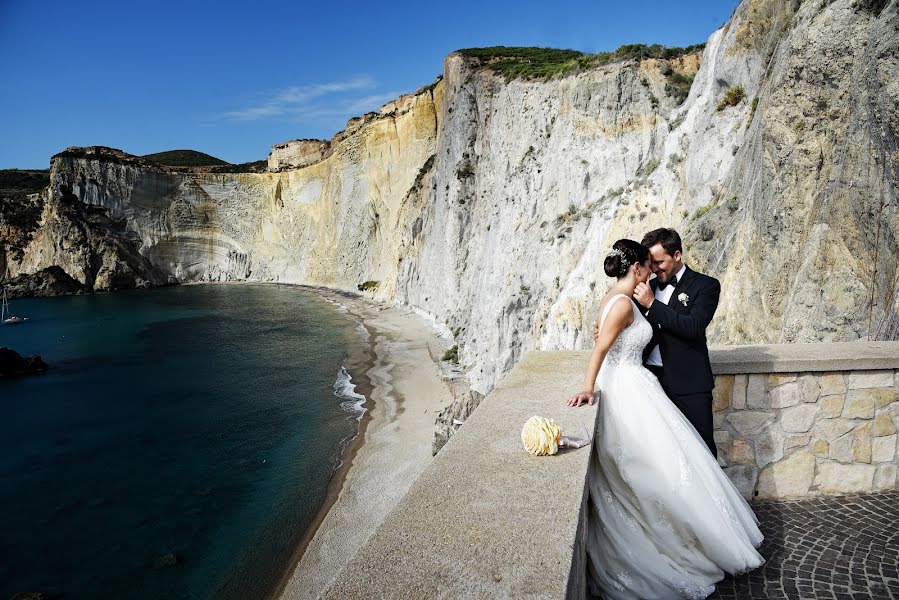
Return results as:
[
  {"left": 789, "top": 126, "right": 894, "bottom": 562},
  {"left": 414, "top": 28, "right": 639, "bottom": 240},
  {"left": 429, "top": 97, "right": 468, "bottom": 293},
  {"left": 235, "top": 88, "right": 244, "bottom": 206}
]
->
[{"left": 333, "top": 364, "right": 367, "bottom": 422}]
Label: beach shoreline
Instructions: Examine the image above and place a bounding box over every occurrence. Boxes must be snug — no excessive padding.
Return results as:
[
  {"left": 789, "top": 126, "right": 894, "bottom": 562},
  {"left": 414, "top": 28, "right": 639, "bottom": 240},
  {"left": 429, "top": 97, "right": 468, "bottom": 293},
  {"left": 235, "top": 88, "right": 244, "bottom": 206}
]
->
[{"left": 269, "top": 284, "right": 464, "bottom": 600}]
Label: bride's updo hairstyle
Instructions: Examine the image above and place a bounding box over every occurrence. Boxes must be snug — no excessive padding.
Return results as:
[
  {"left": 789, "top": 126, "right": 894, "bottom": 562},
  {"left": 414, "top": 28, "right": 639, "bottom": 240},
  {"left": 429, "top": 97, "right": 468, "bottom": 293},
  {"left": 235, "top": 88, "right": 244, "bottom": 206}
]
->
[{"left": 604, "top": 239, "right": 650, "bottom": 278}]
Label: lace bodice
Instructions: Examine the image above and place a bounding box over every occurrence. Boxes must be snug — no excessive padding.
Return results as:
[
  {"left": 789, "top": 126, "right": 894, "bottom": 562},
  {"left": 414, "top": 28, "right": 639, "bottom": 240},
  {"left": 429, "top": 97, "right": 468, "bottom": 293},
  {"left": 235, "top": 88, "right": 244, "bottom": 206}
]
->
[{"left": 599, "top": 294, "right": 653, "bottom": 367}]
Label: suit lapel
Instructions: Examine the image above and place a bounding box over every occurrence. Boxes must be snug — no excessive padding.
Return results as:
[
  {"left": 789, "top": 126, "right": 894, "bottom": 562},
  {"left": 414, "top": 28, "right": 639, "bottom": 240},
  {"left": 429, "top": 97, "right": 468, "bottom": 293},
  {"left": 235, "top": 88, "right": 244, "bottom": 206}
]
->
[{"left": 669, "top": 266, "right": 694, "bottom": 311}]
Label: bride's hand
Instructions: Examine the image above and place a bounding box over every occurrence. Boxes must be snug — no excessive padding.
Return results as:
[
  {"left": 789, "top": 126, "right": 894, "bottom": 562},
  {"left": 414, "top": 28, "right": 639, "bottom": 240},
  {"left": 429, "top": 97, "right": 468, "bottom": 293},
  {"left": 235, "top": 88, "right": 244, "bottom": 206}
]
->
[{"left": 567, "top": 391, "right": 594, "bottom": 407}]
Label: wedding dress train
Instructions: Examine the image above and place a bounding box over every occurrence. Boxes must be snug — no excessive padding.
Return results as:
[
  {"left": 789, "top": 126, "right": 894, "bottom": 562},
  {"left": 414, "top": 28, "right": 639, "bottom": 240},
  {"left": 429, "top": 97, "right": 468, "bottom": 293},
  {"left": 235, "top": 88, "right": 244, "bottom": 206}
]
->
[{"left": 586, "top": 294, "right": 763, "bottom": 599}]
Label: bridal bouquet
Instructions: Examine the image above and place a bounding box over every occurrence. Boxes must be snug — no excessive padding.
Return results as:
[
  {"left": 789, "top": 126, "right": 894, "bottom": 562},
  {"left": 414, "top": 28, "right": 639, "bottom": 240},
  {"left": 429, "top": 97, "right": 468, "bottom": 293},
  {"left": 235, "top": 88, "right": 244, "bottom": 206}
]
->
[{"left": 521, "top": 415, "right": 591, "bottom": 456}]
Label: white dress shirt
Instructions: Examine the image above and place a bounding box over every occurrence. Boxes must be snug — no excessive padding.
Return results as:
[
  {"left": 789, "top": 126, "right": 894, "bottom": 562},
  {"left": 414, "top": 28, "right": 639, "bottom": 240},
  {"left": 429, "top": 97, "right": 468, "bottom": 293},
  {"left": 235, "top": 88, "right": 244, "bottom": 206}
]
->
[{"left": 645, "top": 263, "right": 687, "bottom": 367}]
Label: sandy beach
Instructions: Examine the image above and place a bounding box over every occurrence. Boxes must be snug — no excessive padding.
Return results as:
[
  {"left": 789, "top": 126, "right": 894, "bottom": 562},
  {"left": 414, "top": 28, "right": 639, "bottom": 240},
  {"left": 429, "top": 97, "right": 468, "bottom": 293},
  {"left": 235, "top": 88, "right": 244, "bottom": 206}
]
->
[{"left": 274, "top": 286, "right": 463, "bottom": 599}]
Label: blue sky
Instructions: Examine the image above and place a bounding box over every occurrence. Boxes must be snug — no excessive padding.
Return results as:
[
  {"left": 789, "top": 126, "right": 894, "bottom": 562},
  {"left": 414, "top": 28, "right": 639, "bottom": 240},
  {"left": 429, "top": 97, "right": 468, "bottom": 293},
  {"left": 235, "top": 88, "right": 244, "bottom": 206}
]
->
[{"left": 0, "top": 0, "right": 739, "bottom": 169}]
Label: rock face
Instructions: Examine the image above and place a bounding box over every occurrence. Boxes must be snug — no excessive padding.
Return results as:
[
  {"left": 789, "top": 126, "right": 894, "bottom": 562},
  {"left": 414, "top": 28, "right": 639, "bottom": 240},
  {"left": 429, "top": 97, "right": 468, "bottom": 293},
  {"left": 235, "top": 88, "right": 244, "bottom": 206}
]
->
[
  {"left": 3, "top": 265, "right": 87, "bottom": 298},
  {"left": 268, "top": 139, "right": 330, "bottom": 172},
  {"left": 4, "top": 181, "right": 171, "bottom": 294},
  {"left": 5, "top": 0, "right": 898, "bottom": 403},
  {"left": 0, "top": 347, "right": 48, "bottom": 377}
]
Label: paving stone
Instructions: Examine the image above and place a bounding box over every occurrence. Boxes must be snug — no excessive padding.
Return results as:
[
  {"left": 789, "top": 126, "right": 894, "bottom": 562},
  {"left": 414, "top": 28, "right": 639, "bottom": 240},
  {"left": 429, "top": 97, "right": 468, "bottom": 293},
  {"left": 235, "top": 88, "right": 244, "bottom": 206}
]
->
[
  {"left": 769, "top": 381, "right": 801, "bottom": 408},
  {"left": 781, "top": 403, "right": 820, "bottom": 433},
  {"left": 853, "top": 422, "right": 872, "bottom": 463},
  {"left": 756, "top": 429, "right": 786, "bottom": 468},
  {"left": 844, "top": 391, "right": 877, "bottom": 419},
  {"left": 747, "top": 374, "right": 770, "bottom": 409},
  {"left": 728, "top": 411, "right": 776, "bottom": 436},
  {"left": 815, "top": 462, "right": 877, "bottom": 494},
  {"left": 786, "top": 434, "right": 812, "bottom": 449},
  {"left": 820, "top": 394, "right": 846, "bottom": 418},
  {"left": 814, "top": 418, "right": 856, "bottom": 442},
  {"left": 872, "top": 434, "right": 896, "bottom": 463},
  {"left": 846, "top": 370, "right": 894, "bottom": 389},
  {"left": 709, "top": 490, "right": 899, "bottom": 600},
  {"left": 818, "top": 372, "right": 847, "bottom": 396},
  {"left": 873, "top": 412, "right": 897, "bottom": 436},
  {"left": 874, "top": 465, "right": 896, "bottom": 492},
  {"left": 768, "top": 373, "right": 797, "bottom": 387},
  {"left": 728, "top": 438, "right": 755, "bottom": 465},
  {"left": 732, "top": 374, "right": 748, "bottom": 410},
  {"left": 756, "top": 451, "right": 815, "bottom": 499},
  {"left": 714, "top": 375, "right": 734, "bottom": 412}
]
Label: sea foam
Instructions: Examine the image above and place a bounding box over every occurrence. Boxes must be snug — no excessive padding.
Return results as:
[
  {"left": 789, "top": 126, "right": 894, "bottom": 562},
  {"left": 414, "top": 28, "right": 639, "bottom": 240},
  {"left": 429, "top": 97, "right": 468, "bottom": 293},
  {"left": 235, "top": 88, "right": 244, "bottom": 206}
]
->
[{"left": 334, "top": 365, "right": 367, "bottom": 421}]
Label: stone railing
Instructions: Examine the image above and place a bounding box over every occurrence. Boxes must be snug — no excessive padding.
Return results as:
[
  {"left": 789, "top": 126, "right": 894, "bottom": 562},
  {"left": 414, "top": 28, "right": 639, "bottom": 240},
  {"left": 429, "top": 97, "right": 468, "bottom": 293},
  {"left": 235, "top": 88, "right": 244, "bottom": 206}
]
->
[
  {"left": 710, "top": 342, "right": 899, "bottom": 500},
  {"left": 322, "top": 342, "right": 899, "bottom": 599}
]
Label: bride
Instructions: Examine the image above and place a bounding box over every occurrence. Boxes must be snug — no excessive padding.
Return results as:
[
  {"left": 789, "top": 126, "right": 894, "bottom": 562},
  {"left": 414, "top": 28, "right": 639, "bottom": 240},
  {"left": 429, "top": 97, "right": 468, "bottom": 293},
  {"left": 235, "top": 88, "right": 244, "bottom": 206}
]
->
[{"left": 566, "top": 239, "right": 763, "bottom": 599}]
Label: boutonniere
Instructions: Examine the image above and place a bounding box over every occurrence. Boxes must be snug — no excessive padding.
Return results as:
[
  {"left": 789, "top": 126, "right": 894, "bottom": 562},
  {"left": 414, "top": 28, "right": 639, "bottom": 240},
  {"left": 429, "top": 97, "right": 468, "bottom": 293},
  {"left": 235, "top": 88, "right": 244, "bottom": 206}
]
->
[{"left": 678, "top": 293, "right": 689, "bottom": 306}]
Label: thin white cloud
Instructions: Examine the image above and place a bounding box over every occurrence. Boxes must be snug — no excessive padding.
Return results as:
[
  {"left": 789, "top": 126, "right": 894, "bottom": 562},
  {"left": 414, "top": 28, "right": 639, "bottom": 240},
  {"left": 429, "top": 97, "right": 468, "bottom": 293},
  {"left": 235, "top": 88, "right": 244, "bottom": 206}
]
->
[
  {"left": 221, "top": 76, "right": 376, "bottom": 122},
  {"left": 344, "top": 92, "right": 403, "bottom": 115}
]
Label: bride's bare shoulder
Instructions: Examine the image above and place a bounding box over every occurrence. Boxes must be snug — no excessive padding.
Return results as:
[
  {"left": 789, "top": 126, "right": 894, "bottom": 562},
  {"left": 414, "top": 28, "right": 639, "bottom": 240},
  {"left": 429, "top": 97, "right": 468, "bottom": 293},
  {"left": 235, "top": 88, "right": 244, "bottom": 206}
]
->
[{"left": 598, "top": 293, "right": 635, "bottom": 325}]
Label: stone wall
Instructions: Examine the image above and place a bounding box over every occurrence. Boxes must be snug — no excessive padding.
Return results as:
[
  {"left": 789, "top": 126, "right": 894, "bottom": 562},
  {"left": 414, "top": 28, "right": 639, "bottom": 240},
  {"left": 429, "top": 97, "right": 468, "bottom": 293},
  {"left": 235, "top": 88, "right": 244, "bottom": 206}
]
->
[{"left": 711, "top": 344, "right": 899, "bottom": 499}]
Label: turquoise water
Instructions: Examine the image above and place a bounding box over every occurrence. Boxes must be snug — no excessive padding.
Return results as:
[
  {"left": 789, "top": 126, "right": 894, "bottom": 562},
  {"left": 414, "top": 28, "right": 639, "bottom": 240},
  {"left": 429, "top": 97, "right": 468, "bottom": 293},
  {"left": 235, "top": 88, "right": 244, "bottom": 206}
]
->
[{"left": 0, "top": 284, "right": 369, "bottom": 600}]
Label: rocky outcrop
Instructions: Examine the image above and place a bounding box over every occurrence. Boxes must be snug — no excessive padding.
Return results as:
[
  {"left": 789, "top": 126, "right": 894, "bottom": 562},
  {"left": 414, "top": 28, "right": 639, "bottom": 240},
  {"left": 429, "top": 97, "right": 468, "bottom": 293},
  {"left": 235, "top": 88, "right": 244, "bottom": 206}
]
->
[
  {"left": 268, "top": 139, "right": 330, "bottom": 172},
  {"left": 3, "top": 182, "right": 172, "bottom": 294},
  {"left": 6, "top": 0, "right": 897, "bottom": 414},
  {"left": 0, "top": 347, "right": 48, "bottom": 377},
  {"left": 3, "top": 265, "right": 87, "bottom": 298}
]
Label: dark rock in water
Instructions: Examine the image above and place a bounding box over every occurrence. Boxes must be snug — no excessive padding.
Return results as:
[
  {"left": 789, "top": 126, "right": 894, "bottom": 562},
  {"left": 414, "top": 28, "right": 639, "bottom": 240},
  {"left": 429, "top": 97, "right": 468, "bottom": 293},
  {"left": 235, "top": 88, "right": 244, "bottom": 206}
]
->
[
  {"left": 0, "top": 347, "right": 48, "bottom": 377},
  {"left": 4, "top": 266, "right": 87, "bottom": 299},
  {"left": 153, "top": 552, "right": 181, "bottom": 569}
]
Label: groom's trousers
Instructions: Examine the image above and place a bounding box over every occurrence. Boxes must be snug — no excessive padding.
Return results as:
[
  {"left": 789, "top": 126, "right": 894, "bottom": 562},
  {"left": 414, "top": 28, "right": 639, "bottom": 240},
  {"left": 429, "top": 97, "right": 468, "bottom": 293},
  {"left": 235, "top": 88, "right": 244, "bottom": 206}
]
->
[{"left": 645, "top": 365, "right": 717, "bottom": 459}]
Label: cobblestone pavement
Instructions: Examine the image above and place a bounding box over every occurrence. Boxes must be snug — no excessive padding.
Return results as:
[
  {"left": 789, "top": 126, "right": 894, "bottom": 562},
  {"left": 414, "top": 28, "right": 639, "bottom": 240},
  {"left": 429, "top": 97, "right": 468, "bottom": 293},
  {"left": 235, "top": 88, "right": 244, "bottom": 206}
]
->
[{"left": 710, "top": 490, "right": 899, "bottom": 600}]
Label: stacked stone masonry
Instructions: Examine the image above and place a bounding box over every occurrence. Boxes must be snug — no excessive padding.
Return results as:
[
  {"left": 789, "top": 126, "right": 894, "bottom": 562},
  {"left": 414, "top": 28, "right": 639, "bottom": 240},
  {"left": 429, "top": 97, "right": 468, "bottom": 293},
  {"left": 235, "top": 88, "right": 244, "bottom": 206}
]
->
[{"left": 713, "top": 370, "right": 899, "bottom": 500}]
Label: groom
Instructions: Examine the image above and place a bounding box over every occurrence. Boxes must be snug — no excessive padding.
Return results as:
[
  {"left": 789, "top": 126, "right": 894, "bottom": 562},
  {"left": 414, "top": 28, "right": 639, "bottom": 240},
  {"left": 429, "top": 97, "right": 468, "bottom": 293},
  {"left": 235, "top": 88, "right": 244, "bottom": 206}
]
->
[
  {"left": 596, "top": 228, "right": 720, "bottom": 458},
  {"left": 636, "top": 228, "right": 720, "bottom": 457}
]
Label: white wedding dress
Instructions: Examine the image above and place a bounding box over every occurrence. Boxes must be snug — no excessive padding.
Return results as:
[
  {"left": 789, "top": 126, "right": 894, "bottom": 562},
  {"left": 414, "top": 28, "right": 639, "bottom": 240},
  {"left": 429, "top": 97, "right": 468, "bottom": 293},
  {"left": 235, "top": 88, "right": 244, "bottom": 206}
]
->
[{"left": 586, "top": 294, "right": 764, "bottom": 599}]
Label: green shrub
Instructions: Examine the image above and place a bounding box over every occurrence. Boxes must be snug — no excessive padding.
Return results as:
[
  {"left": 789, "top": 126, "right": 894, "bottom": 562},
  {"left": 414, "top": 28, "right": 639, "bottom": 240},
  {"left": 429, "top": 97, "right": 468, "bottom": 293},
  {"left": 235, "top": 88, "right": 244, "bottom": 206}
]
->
[
  {"left": 747, "top": 97, "right": 759, "bottom": 124},
  {"left": 357, "top": 280, "right": 379, "bottom": 292},
  {"left": 442, "top": 345, "right": 459, "bottom": 363},
  {"left": 637, "top": 158, "right": 660, "bottom": 178},
  {"left": 455, "top": 43, "right": 705, "bottom": 82},
  {"left": 664, "top": 69, "right": 695, "bottom": 106},
  {"left": 716, "top": 85, "right": 746, "bottom": 111},
  {"left": 693, "top": 205, "right": 712, "bottom": 219},
  {"left": 210, "top": 160, "right": 267, "bottom": 173}
]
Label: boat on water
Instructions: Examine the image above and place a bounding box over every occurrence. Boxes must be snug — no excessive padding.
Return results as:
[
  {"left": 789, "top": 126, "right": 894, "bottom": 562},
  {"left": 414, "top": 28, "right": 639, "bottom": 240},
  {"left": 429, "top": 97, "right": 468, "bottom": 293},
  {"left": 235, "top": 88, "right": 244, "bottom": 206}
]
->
[{"left": 2, "top": 288, "right": 28, "bottom": 325}]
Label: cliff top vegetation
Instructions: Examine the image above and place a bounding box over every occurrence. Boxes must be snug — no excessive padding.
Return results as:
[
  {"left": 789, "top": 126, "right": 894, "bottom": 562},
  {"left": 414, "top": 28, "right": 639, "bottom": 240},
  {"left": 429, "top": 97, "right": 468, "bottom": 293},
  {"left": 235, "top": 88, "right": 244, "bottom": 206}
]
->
[
  {"left": 0, "top": 169, "right": 49, "bottom": 197},
  {"left": 456, "top": 43, "right": 705, "bottom": 81},
  {"left": 142, "top": 150, "right": 266, "bottom": 172},
  {"left": 51, "top": 147, "right": 266, "bottom": 174},
  {"left": 142, "top": 149, "right": 229, "bottom": 167}
]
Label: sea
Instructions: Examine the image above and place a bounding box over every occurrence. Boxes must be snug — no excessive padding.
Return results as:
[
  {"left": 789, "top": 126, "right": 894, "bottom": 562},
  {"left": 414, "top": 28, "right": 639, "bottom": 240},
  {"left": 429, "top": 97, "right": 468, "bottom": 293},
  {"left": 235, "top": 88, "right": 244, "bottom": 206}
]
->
[{"left": 0, "top": 283, "right": 371, "bottom": 600}]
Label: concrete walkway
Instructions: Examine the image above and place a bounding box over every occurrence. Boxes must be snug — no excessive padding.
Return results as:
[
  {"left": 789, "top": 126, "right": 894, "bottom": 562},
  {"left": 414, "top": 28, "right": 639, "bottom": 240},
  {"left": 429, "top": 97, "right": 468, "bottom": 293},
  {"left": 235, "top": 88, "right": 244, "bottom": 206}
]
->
[{"left": 711, "top": 490, "right": 899, "bottom": 600}]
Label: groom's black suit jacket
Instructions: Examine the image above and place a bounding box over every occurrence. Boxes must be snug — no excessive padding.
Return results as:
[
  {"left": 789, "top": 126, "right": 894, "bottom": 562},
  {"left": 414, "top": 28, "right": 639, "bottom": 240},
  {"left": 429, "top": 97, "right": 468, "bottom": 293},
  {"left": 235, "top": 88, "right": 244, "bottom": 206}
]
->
[{"left": 642, "top": 266, "right": 720, "bottom": 396}]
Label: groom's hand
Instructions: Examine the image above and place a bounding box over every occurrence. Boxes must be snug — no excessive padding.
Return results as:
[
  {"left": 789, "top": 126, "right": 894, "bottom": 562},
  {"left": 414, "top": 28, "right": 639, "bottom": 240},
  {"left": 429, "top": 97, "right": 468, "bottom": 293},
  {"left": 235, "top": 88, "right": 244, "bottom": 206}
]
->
[
  {"left": 634, "top": 282, "right": 654, "bottom": 309},
  {"left": 592, "top": 320, "right": 599, "bottom": 342}
]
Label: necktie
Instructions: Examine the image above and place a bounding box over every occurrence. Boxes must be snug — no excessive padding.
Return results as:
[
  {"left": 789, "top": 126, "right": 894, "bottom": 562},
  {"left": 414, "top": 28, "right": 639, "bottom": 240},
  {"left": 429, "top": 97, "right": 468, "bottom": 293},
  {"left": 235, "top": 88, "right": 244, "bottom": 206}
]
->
[{"left": 657, "top": 275, "right": 677, "bottom": 291}]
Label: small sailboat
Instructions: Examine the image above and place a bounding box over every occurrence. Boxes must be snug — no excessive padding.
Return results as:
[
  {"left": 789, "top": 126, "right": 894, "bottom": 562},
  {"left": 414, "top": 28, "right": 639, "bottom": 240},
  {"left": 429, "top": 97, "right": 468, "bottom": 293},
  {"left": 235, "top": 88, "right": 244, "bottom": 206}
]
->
[{"left": 2, "top": 288, "right": 28, "bottom": 325}]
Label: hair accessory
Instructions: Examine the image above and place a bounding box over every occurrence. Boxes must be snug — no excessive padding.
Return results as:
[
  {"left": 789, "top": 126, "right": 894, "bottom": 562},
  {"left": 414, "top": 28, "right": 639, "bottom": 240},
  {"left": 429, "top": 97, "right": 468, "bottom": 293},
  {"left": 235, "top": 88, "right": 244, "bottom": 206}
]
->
[{"left": 607, "top": 248, "right": 631, "bottom": 268}]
